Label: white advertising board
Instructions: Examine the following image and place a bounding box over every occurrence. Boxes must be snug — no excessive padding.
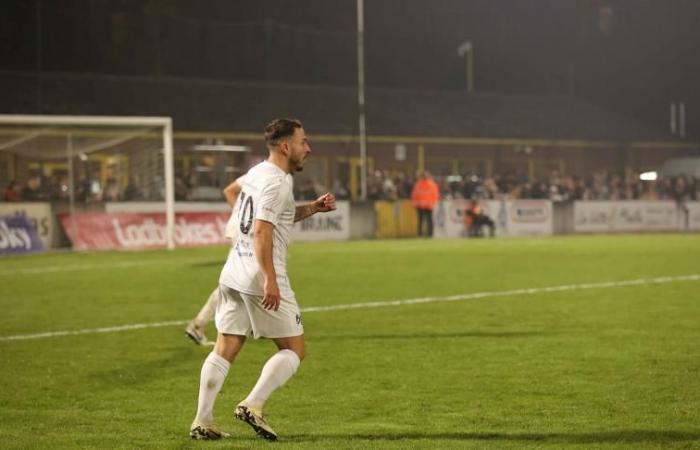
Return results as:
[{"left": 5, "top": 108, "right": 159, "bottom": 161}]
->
[
  {"left": 0, "top": 202, "right": 54, "bottom": 249},
  {"left": 105, "top": 202, "right": 230, "bottom": 213},
  {"left": 574, "top": 201, "right": 679, "bottom": 233},
  {"left": 292, "top": 201, "right": 350, "bottom": 241},
  {"left": 106, "top": 201, "right": 351, "bottom": 242},
  {"left": 434, "top": 199, "right": 553, "bottom": 238}
]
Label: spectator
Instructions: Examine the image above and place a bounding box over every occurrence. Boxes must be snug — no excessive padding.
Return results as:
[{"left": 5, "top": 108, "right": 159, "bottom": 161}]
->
[
  {"left": 298, "top": 179, "right": 318, "bottom": 200},
  {"left": 102, "top": 177, "right": 121, "bottom": 202},
  {"left": 395, "top": 172, "right": 414, "bottom": 199},
  {"left": 175, "top": 176, "right": 190, "bottom": 201},
  {"left": 381, "top": 170, "right": 398, "bottom": 200},
  {"left": 46, "top": 175, "right": 69, "bottom": 201},
  {"left": 411, "top": 171, "right": 440, "bottom": 237},
  {"left": 123, "top": 176, "right": 145, "bottom": 201},
  {"left": 331, "top": 179, "right": 349, "bottom": 200},
  {"left": 465, "top": 199, "right": 495, "bottom": 237},
  {"left": 673, "top": 175, "right": 693, "bottom": 203},
  {"left": 367, "top": 170, "right": 383, "bottom": 200},
  {"left": 3, "top": 180, "right": 22, "bottom": 202},
  {"left": 21, "top": 175, "right": 47, "bottom": 201}
]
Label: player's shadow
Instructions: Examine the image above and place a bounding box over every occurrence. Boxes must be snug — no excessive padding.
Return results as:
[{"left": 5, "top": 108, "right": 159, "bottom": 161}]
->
[
  {"left": 189, "top": 260, "right": 224, "bottom": 268},
  {"left": 287, "top": 430, "right": 700, "bottom": 444},
  {"left": 317, "top": 331, "right": 551, "bottom": 341}
]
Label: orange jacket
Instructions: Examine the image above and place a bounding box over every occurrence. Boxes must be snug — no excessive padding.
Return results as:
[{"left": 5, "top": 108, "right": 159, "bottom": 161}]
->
[{"left": 411, "top": 178, "right": 440, "bottom": 210}]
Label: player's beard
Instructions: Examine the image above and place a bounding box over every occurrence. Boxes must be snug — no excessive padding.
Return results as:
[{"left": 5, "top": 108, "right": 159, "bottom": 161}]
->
[{"left": 291, "top": 154, "right": 306, "bottom": 172}]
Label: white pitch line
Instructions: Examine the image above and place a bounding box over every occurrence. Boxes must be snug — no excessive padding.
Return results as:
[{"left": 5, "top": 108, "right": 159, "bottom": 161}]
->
[
  {"left": 0, "top": 261, "right": 152, "bottom": 275},
  {"left": 1, "top": 274, "right": 699, "bottom": 342},
  {"left": 0, "top": 258, "right": 216, "bottom": 276},
  {"left": 300, "top": 274, "right": 700, "bottom": 312},
  {"left": 0, "top": 320, "right": 188, "bottom": 341}
]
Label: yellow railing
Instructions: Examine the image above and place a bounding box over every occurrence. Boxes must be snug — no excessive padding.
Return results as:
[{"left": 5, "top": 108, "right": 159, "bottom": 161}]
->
[{"left": 375, "top": 200, "right": 418, "bottom": 238}]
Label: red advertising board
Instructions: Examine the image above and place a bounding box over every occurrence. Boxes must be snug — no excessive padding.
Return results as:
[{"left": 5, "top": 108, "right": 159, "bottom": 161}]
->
[{"left": 60, "top": 212, "right": 230, "bottom": 250}]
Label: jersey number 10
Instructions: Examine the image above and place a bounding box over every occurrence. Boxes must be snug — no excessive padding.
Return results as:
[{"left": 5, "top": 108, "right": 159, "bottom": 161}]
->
[{"left": 239, "top": 192, "right": 254, "bottom": 235}]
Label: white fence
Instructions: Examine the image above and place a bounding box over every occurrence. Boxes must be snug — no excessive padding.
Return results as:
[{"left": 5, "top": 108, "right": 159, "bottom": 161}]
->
[
  {"left": 0, "top": 203, "right": 56, "bottom": 248},
  {"left": 434, "top": 199, "right": 554, "bottom": 238},
  {"left": 2, "top": 200, "right": 699, "bottom": 252},
  {"left": 574, "top": 201, "right": 698, "bottom": 233},
  {"left": 106, "top": 201, "right": 351, "bottom": 242}
]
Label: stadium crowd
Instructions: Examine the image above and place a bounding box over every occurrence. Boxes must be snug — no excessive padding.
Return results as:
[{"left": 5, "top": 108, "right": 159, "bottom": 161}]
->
[
  {"left": 316, "top": 170, "right": 700, "bottom": 201},
  {"left": 309, "top": 169, "right": 700, "bottom": 203},
  {"left": 1, "top": 174, "right": 151, "bottom": 203},
  {"left": 4, "top": 169, "right": 699, "bottom": 204}
]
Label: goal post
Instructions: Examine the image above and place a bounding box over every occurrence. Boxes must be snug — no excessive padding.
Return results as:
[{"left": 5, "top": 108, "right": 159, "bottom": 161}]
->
[{"left": 0, "top": 114, "right": 176, "bottom": 250}]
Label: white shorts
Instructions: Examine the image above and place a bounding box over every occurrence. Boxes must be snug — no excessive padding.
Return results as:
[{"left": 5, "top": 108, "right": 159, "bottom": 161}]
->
[{"left": 215, "top": 284, "right": 304, "bottom": 339}]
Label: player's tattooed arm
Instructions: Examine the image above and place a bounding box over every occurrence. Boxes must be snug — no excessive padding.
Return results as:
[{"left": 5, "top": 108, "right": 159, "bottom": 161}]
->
[
  {"left": 294, "top": 193, "right": 336, "bottom": 222},
  {"left": 294, "top": 203, "right": 317, "bottom": 222}
]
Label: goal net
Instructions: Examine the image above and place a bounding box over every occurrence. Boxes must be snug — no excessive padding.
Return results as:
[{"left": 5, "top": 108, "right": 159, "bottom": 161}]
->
[{"left": 0, "top": 115, "right": 176, "bottom": 250}]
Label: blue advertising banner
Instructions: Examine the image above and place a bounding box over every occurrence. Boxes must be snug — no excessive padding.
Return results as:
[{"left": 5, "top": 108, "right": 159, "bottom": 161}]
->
[{"left": 0, "top": 215, "right": 45, "bottom": 255}]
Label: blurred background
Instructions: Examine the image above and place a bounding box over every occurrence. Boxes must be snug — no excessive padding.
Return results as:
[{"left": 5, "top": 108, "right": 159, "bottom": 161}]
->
[{"left": 1, "top": 0, "right": 699, "bottom": 251}]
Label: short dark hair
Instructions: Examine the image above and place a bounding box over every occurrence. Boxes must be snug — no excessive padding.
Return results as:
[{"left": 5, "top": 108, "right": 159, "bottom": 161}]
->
[{"left": 264, "top": 118, "right": 303, "bottom": 147}]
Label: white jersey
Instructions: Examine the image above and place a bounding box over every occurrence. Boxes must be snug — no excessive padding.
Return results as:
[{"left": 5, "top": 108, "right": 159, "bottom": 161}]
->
[{"left": 219, "top": 161, "right": 295, "bottom": 298}]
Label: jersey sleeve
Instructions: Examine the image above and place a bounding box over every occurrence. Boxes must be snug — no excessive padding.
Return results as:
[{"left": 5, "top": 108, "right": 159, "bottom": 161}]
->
[{"left": 256, "top": 176, "right": 290, "bottom": 225}]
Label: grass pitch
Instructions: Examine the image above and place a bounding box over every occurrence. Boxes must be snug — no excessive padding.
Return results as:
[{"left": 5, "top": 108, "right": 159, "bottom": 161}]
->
[{"left": 1, "top": 234, "right": 699, "bottom": 449}]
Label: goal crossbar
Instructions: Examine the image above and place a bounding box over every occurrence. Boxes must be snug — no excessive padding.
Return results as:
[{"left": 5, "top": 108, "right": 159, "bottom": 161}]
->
[{"left": 0, "top": 114, "right": 171, "bottom": 127}]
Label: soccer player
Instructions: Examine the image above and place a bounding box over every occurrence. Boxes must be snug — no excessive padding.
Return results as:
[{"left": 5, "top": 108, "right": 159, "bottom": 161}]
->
[
  {"left": 189, "top": 118, "right": 336, "bottom": 441},
  {"left": 185, "top": 178, "right": 245, "bottom": 346}
]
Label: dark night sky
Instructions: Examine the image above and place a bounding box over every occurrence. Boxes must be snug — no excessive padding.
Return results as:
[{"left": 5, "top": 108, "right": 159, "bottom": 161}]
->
[{"left": 1, "top": 0, "right": 699, "bottom": 137}]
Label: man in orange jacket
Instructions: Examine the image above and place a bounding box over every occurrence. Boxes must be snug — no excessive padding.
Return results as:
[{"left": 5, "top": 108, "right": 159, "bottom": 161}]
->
[{"left": 411, "top": 171, "right": 440, "bottom": 237}]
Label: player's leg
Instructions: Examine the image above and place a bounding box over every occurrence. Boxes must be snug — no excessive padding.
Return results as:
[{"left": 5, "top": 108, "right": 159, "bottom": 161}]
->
[
  {"left": 185, "top": 287, "right": 219, "bottom": 346},
  {"left": 416, "top": 208, "right": 424, "bottom": 236},
  {"left": 427, "top": 209, "right": 434, "bottom": 236},
  {"left": 234, "top": 292, "right": 304, "bottom": 441},
  {"left": 191, "top": 286, "right": 252, "bottom": 440},
  {"left": 243, "top": 335, "right": 304, "bottom": 410},
  {"left": 191, "top": 333, "right": 246, "bottom": 439},
  {"left": 235, "top": 335, "right": 304, "bottom": 441}
]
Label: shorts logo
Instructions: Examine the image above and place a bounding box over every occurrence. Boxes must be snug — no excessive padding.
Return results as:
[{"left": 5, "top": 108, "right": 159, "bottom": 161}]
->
[{"left": 295, "top": 314, "right": 302, "bottom": 325}]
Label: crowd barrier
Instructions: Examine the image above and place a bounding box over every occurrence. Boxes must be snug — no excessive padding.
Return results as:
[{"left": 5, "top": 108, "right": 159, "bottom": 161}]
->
[
  {"left": 1, "top": 200, "right": 698, "bottom": 254},
  {"left": 433, "top": 199, "right": 553, "bottom": 238},
  {"left": 573, "top": 201, "right": 700, "bottom": 233},
  {"left": 0, "top": 202, "right": 56, "bottom": 249}
]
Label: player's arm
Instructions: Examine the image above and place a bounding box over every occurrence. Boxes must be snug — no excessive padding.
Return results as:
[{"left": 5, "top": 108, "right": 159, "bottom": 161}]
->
[
  {"left": 294, "top": 193, "right": 337, "bottom": 222},
  {"left": 252, "top": 219, "right": 280, "bottom": 311},
  {"left": 222, "top": 177, "right": 244, "bottom": 207}
]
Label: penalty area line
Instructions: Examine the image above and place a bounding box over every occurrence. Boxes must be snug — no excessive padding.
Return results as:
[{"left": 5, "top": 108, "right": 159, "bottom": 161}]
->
[{"left": 1, "top": 273, "right": 699, "bottom": 342}]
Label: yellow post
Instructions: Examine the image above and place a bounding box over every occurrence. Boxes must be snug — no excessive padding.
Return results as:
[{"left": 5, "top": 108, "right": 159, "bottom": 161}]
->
[
  {"left": 350, "top": 159, "right": 358, "bottom": 201},
  {"left": 121, "top": 155, "right": 129, "bottom": 189}
]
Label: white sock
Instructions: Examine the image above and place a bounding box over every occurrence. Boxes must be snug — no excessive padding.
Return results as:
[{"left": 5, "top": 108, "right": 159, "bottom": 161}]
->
[
  {"left": 194, "top": 352, "right": 230, "bottom": 425},
  {"left": 244, "top": 349, "right": 300, "bottom": 411},
  {"left": 195, "top": 288, "right": 219, "bottom": 327}
]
